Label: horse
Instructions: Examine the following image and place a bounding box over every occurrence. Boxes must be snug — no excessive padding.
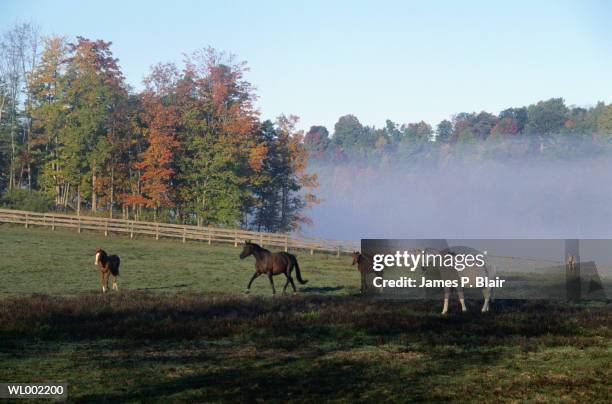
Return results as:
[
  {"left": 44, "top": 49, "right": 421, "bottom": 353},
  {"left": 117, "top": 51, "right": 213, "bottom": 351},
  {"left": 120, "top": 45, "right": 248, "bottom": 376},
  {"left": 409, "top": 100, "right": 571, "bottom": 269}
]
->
[
  {"left": 419, "top": 246, "right": 494, "bottom": 314},
  {"left": 239, "top": 241, "right": 307, "bottom": 295},
  {"left": 351, "top": 251, "right": 373, "bottom": 293},
  {"left": 94, "top": 248, "right": 120, "bottom": 293}
]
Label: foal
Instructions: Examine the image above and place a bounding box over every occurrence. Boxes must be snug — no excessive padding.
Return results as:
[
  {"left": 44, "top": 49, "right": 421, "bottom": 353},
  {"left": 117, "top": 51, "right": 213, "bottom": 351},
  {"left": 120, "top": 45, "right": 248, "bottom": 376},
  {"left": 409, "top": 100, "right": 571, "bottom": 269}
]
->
[{"left": 95, "top": 248, "right": 120, "bottom": 293}]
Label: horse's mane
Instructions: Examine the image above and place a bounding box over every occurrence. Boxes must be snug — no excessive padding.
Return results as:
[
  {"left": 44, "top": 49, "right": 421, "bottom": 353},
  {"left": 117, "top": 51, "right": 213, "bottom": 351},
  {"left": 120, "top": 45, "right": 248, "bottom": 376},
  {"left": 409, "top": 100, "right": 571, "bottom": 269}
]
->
[{"left": 247, "top": 242, "right": 270, "bottom": 253}]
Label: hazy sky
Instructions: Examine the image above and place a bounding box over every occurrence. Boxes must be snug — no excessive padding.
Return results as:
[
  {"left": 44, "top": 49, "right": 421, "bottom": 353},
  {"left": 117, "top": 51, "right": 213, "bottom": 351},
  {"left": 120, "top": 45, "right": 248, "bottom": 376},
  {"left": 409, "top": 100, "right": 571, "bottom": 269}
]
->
[{"left": 2, "top": 0, "right": 611, "bottom": 131}]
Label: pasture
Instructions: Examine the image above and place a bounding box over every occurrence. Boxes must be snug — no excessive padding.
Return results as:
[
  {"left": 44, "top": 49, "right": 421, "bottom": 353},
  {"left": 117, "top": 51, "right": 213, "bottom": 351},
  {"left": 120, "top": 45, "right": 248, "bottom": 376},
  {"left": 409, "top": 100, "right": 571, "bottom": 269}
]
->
[
  {"left": 0, "top": 225, "right": 355, "bottom": 297},
  {"left": 0, "top": 224, "right": 611, "bottom": 402}
]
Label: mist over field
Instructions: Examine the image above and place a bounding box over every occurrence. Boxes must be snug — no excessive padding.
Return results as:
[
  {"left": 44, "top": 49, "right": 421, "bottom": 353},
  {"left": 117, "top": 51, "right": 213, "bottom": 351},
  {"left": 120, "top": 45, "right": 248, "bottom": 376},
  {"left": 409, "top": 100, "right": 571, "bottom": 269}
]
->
[{"left": 305, "top": 154, "right": 612, "bottom": 240}]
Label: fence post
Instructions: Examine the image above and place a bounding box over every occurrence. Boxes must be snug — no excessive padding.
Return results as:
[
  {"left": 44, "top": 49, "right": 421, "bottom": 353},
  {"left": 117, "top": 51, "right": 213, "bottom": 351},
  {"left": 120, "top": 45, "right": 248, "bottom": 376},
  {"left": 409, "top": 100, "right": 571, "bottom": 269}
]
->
[
  {"left": 52, "top": 215, "right": 55, "bottom": 231},
  {"left": 208, "top": 228, "right": 211, "bottom": 245},
  {"left": 182, "top": 226, "right": 186, "bottom": 243},
  {"left": 234, "top": 229, "right": 238, "bottom": 247},
  {"left": 130, "top": 221, "right": 134, "bottom": 239},
  {"left": 77, "top": 216, "right": 81, "bottom": 233},
  {"left": 284, "top": 235, "right": 288, "bottom": 252},
  {"left": 259, "top": 233, "right": 263, "bottom": 247},
  {"left": 105, "top": 220, "right": 108, "bottom": 236},
  {"left": 25, "top": 213, "right": 28, "bottom": 228},
  {"left": 337, "top": 246, "right": 340, "bottom": 257},
  {"left": 156, "top": 223, "right": 159, "bottom": 240}
]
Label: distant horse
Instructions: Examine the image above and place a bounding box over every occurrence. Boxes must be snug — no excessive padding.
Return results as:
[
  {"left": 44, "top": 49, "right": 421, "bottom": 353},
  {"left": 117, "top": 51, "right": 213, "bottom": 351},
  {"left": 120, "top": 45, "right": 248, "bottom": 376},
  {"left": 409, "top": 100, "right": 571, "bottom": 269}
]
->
[
  {"left": 95, "top": 248, "right": 120, "bottom": 293},
  {"left": 239, "top": 241, "right": 307, "bottom": 295},
  {"left": 351, "top": 252, "right": 373, "bottom": 293},
  {"left": 420, "top": 247, "right": 494, "bottom": 314}
]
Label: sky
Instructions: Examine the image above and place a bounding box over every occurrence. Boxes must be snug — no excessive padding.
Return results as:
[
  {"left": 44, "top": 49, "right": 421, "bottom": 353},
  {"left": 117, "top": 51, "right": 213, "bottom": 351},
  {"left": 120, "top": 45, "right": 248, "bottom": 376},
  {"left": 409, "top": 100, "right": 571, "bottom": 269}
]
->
[{"left": 1, "top": 0, "right": 611, "bottom": 131}]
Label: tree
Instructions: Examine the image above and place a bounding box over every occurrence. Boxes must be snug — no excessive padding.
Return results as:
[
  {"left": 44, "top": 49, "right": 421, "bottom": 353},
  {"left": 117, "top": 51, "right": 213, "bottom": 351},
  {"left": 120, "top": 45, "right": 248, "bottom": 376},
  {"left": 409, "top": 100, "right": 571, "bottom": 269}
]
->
[
  {"left": 0, "top": 23, "right": 40, "bottom": 191},
  {"left": 176, "top": 48, "right": 260, "bottom": 226},
  {"left": 132, "top": 63, "right": 180, "bottom": 219},
  {"left": 61, "top": 37, "right": 126, "bottom": 214},
  {"left": 491, "top": 117, "right": 518, "bottom": 136},
  {"left": 304, "top": 125, "right": 329, "bottom": 160},
  {"left": 499, "top": 107, "right": 527, "bottom": 133},
  {"left": 471, "top": 112, "right": 497, "bottom": 140},
  {"left": 436, "top": 119, "right": 453, "bottom": 142},
  {"left": 525, "top": 98, "right": 568, "bottom": 135},
  {"left": 333, "top": 114, "right": 365, "bottom": 148},
  {"left": 28, "top": 36, "right": 67, "bottom": 202},
  {"left": 598, "top": 104, "right": 612, "bottom": 137}
]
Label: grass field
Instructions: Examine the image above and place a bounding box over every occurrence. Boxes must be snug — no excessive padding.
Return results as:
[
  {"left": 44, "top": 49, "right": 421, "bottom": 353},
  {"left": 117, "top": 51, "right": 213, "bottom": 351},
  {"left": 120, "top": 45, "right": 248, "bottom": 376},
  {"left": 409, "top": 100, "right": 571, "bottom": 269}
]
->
[
  {"left": 0, "top": 224, "right": 356, "bottom": 297},
  {"left": 1, "top": 224, "right": 611, "bottom": 402}
]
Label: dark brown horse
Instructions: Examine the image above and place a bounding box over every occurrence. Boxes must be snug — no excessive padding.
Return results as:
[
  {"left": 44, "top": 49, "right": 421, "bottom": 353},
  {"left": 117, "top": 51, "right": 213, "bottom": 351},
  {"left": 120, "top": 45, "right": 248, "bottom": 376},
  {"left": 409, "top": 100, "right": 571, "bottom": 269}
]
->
[
  {"left": 240, "top": 241, "right": 307, "bottom": 294},
  {"left": 95, "top": 248, "right": 120, "bottom": 293}
]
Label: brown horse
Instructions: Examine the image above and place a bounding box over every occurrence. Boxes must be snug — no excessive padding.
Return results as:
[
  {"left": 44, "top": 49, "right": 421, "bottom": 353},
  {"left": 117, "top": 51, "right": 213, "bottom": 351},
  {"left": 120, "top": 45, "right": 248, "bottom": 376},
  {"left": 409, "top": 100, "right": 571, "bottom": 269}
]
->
[
  {"left": 95, "top": 248, "right": 120, "bottom": 293},
  {"left": 240, "top": 241, "right": 307, "bottom": 295},
  {"left": 351, "top": 251, "right": 373, "bottom": 293}
]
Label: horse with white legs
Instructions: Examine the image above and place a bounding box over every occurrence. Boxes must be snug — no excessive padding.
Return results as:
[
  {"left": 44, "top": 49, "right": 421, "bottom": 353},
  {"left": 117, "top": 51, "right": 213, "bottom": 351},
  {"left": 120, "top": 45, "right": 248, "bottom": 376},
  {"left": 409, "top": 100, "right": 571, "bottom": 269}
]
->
[
  {"left": 95, "top": 248, "right": 120, "bottom": 293},
  {"left": 420, "top": 247, "right": 494, "bottom": 315}
]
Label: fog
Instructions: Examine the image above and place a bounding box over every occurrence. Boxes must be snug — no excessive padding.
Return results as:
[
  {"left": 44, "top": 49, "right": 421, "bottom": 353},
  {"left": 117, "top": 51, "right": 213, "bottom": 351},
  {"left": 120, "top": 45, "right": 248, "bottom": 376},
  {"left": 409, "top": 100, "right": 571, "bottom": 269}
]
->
[{"left": 304, "top": 153, "right": 612, "bottom": 240}]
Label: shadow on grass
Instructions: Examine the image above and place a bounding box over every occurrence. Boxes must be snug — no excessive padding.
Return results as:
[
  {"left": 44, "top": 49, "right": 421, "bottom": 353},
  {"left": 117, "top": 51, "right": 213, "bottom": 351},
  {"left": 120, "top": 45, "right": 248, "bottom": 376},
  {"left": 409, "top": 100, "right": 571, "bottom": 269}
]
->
[
  {"left": 137, "top": 283, "right": 193, "bottom": 290},
  {"left": 1, "top": 292, "right": 607, "bottom": 346},
  {"left": 1, "top": 292, "right": 610, "bottom": 401},
  {"left": 74, "top": 343, "right": 500, "bottom": 403},
  {"left": 300, "top": 286, "right": 344, "bottom": 294}
]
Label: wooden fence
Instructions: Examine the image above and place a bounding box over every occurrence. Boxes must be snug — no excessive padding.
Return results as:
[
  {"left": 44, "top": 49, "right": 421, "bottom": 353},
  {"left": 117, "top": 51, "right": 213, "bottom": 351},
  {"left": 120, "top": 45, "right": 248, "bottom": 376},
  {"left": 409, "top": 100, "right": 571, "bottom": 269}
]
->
[{"left": 0, "top": 208, "right": 359, "bottom": 255}]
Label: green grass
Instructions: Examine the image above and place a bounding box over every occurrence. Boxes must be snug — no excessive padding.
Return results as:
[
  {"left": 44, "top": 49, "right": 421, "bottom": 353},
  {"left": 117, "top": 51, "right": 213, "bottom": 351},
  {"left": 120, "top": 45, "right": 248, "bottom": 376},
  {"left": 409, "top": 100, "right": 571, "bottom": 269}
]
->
[
  {"left": 0, "top": 224, "right": 357, "bottom": 297},
  {"left": 0, "top": 224, "right": 611, "bottom": 403}
]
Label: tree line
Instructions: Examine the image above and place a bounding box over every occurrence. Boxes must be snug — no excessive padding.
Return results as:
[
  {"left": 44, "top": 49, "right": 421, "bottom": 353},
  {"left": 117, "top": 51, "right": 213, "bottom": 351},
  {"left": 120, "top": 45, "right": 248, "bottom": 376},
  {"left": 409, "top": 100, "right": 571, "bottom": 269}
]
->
[
  {"left": 2, "top": 23, "right": 612, "bottom": 232},
  {"left": 304, "top": 99, "right": 612, "bottom": 166},
  {"left": 0, "top": 23, "right": 317, "bottom": 232}
]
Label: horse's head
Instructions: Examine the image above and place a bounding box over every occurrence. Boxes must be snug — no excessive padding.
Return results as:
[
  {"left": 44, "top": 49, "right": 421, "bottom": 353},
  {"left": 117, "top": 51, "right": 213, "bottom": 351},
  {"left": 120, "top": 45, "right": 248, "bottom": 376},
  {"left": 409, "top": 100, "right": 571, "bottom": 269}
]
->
[
  {"left": 95, "top": 248, "right": 105, "bottom": 266},
  {"left": 240, "top": 241, "right": 255, "bottom": 260},
  {"left": 351, "top": 251, "right": 361, "bottom": 265}
]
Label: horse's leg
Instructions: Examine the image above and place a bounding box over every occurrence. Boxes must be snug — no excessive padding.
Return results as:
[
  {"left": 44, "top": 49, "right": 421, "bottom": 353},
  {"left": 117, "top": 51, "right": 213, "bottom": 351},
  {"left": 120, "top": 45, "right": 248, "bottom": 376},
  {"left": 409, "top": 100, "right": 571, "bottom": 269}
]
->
[
  {"left": 481, "top": 288, "right": 490, "bottom": 313},
  {"left": 283, "top": 273, "right": 290, "bottom": 294},
  {"left": 102, "top": 272, "right": 108, "bottom": 293},
  {"left": 100, "top": 271, "right": 105, "bottom": 293},
  {"left": 112, "top": 275, "right": 118, "bottom": 291},
  {"left": 105, "top": 272, "right": 110, "bottom": 293},
  {"left": 268, "top": 273, "right": 276, "bottom": 295},
  {"left": 458, "top": 287, "right": 467, "bottom": 312},
  {"left": 246, "top": 272, "right": 260, "bottom": 293},
  {"left": 361, "top": 271, "right": 367, "bottom": 293},
  {"left": 441, "top": 287, "right": 449, "bottom": 315},
  {"left": 289, "top": 276, "right": 297, "bottom": 293}
]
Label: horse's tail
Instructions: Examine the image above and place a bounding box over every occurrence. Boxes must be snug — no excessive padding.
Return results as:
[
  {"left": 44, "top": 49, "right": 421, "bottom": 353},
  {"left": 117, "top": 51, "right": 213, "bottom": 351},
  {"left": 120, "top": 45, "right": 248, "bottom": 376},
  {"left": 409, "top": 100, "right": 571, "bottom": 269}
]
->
[
  {"left": 292, "top": 255, "right": 308, "bottom": 284},
  {"left": 110, "top": 256, "right": 120, "bottom": 277}
]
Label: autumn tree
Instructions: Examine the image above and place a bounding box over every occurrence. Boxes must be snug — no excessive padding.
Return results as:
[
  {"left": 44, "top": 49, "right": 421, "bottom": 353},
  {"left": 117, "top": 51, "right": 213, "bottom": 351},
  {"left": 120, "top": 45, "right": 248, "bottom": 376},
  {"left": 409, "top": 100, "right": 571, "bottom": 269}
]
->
[
  {"left": 176, "top": 48, "right": 261, "bottom": 226},
  {"left": 304, "top": 125, "right": 329, "bottom": 161},
  {"left": 491, "top": 117, "right": 519, "bottom": 136},
  {"left": 131, "top": 63, "right": 180, "bottom": 220}
]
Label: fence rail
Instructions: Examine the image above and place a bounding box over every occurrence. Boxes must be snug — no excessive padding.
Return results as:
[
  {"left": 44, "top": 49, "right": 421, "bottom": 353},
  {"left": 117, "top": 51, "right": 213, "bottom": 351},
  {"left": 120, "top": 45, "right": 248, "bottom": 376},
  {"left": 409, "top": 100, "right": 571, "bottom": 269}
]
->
[{"left": 0, "top": 208, "right": 359, "bottom": 255}]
